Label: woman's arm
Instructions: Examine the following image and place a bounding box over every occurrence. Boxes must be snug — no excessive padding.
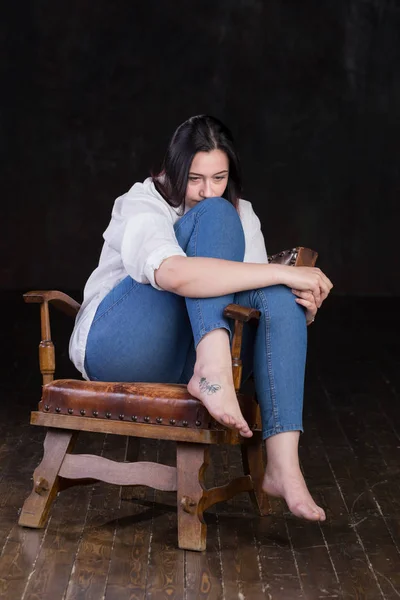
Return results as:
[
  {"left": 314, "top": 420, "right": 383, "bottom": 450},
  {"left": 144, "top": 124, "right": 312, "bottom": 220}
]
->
[{"left": 155, "top": 256, "right": 332, "bottom": 307}]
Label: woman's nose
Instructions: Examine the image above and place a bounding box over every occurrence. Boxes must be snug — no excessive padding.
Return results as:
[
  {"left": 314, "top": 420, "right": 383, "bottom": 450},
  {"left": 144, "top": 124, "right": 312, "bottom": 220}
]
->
[{"left": 200, "top": 180, "right": 213, "bottom": 198}]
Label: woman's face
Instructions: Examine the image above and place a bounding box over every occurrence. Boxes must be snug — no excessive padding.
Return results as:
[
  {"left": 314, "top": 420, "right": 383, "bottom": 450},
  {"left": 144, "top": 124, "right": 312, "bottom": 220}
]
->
[{"left": 185, "top": 149, "right": 229, "bottom": 210}]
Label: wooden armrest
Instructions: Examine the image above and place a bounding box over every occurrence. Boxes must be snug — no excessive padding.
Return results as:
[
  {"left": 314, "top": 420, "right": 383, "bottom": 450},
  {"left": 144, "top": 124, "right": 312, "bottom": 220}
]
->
[
  {"left": 224, "top": 304, "right": 261, "bottom": 322},
  {"left": 24, "top": 291, "right": 80, "bottom": 385},
  {"left": 268, "top": 246, "right": 318, "bottom": 267},
  {"left": 291, "top": 246, "right": 318, "bottom": 267},
  {"left": 24, "top": 291, "right": 81, "bottom": 318}
]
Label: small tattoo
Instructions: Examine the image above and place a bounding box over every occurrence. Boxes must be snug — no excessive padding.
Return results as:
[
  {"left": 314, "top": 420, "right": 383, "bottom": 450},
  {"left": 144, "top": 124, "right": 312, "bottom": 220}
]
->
[{"left": 199, "top": 377, "right": 221, "bottom": 395}]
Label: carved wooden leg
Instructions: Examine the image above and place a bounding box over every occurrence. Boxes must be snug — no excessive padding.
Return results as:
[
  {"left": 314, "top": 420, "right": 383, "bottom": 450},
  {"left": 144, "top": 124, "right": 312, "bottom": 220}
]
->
[
  {"left": 18, "top": 428, "right": 77, "bottom": 528},
  {"left": 176, "top": 443, "right": 208, "bottom": 551},
  {"left": 241, "top": 440, "right": 271, "bottom": 515}
]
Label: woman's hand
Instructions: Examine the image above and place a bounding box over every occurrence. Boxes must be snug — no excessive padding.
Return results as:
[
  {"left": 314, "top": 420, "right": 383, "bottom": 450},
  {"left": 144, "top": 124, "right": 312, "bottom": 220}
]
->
[
  {"left": 278, "top": 266, "right": 333, "bottom": 308},
  {"left": 292, "top": 289, "right": 318, "bottom": 325}
]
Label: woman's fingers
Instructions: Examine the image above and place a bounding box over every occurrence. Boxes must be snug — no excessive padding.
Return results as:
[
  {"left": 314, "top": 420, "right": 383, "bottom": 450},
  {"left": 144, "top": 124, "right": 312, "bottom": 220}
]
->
[
  {"left": 295, "top": 297, "right": 315, "bottom": 309},
  {"left": 291, "top": 268, "right": 332, "bottom": 324},
  {"left": 293, "top": 291, "right": 317, "bottom": 310},
  {"left": 295, "top": 292, "right": 318, "bottom": 325},
  {"left": 317, "top": 269, "right": 333, "bottom": 300},
  {"left": 292, "top": 289, "right": 314, "bottom": 300},
  {"left": 283, "top": 266, "right": 333, "bottom": 307},
  {"left": 311, "top": 273, "right": 329, "bottom": 305},
  {"left": 310, "top": 279, "right": 321, "bottom": 306},
  {"left": 306, "top": 268, "right": 333, "bottom": 306},
  {"left": 295, "top": 297, "right": 318, "bottom": 326}
]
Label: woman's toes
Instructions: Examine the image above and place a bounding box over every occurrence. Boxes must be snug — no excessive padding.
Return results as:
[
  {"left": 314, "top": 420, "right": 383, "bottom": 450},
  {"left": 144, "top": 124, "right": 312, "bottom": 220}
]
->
[
  {"left": 234, "top": 417, "right": 252, "bottom": 437},
  {"left": 262, "top": 469, "right": 325, "bottom": 521},
  {"left": 290, "top": 502, "right": 317, "bottom": 520},
  {"left": 293, "top": 502, "right": 325, "bottom": 521},
  {"left": 239, "top": 426, "right": 253, "bottom": 438},
  {"left": 221, "top": 414, "right": 253, "bottom": 437}
]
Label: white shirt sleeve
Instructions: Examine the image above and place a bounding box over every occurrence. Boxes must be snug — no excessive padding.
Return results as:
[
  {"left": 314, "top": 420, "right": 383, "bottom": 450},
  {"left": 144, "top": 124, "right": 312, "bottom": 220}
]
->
[
  {"left": 119, "top": 200, "right": 186, "bottom": 291},
  {"left": 240, "top": 200, "right": 269, "bottom": 264}
]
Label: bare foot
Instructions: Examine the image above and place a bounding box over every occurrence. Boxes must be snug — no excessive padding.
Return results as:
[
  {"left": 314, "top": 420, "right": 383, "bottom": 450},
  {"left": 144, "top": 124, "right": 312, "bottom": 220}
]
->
[
  {"left": 262, "top": 465, "right": 326, "bottom": 521},
  {"left": 187, "top": 365, "right": 253, "bottom": 438}
]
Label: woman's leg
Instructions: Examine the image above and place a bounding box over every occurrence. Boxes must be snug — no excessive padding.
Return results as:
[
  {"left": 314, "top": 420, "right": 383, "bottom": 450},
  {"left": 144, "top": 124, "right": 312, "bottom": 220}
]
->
[
  {"left": 236, "top": 285, "right": 325, "bottom": 520},
  {"left": 174, "top": 197, "right": 252, "bottom": 437},
  {"left": 84, "top": 275, "right": 193, "bottom": 383}
]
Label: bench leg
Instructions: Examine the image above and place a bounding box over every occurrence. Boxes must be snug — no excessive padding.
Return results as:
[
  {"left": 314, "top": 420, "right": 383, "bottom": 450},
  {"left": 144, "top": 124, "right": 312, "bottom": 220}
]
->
[
  {"left": 176, "top": 443, "right": 208, "bottom": 551},
  {"left": 241, "top": 440, "right": 271, "bottom": 515},
  {"left": 18, "top": 428, "right": 77, "bottom": 528}
]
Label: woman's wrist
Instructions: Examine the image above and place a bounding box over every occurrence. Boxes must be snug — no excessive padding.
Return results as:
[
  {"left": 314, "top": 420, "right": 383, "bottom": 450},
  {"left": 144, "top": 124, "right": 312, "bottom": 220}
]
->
[{"left": 267, "top": 263, "right": 287, "bottom": 287}]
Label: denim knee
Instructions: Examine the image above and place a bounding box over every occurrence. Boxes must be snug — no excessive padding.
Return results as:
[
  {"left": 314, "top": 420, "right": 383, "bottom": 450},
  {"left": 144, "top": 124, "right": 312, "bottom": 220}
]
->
[
  {"left": 175, "top": 196, "right": 245, "bottom": 262},
  {"left": 197, "top": 196, "right": 241, "bottom": 222},
  {"left": 254, "top": 285, "right": 306, "bottom": 325}
]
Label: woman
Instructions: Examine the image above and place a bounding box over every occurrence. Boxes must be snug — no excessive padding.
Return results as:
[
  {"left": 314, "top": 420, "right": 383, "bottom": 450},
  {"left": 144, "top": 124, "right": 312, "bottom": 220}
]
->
[{"left": 70, "top": 115, "right": 332, "bottom": 522}]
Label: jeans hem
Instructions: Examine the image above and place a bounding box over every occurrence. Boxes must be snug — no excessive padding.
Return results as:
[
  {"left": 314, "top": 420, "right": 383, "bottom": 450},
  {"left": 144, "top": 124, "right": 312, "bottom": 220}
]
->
[
  {"left": 195, "top": 322, "right": 232, "bottom": 348},
  {"left": 262, "top": 423, "right": 304, "bottom": 440}
]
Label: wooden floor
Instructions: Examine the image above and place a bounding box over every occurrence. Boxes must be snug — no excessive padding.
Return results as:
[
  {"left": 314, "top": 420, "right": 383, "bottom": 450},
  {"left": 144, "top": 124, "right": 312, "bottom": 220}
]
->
[{"left": 0, "top": 292, "right": 399, "bottom": 599}]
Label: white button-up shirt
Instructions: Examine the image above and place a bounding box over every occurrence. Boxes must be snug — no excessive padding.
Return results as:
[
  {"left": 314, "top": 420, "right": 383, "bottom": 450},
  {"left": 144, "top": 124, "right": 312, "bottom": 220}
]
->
[{"left": 69, "top": 177, "right": 268, "bottom": 378}]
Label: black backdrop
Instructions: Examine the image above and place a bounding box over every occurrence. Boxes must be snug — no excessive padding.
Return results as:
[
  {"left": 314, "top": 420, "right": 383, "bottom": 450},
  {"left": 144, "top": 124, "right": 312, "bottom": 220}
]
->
[{"left": 2, "top": 0, "right": 399, "bottom": 295}]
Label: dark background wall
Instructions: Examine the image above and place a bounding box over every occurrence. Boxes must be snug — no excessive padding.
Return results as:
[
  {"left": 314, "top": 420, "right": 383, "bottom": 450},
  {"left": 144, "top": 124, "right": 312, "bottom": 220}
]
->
[{"left": 2, "top": 0, "right": 399, "bottom": 295}]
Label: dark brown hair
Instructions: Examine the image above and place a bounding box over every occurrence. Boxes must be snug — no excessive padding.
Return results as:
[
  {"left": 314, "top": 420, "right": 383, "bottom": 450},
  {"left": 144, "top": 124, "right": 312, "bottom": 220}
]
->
[{"left": 153, "top": 115, "right": 242, "bottom": 212}]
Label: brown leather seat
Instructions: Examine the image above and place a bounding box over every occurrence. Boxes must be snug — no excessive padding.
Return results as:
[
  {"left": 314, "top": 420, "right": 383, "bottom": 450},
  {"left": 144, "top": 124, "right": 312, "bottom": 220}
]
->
[
  {"left": 40, "top": 379, "right": 261, "bottom": 431},
  {"left": 41, "top": 380, "right": 213, "bottom": 428}
]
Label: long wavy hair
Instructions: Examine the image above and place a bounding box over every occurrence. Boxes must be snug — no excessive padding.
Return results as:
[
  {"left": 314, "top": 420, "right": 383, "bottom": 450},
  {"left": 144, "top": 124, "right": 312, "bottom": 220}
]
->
[{"left": 153, "top": 115, "right": 242, "bottom": 212}]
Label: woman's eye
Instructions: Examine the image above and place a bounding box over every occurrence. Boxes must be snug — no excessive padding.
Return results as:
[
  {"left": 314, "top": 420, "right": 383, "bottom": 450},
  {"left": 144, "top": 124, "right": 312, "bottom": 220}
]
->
[
  {"left": 189, "top": 177, "right": 200, "bottom": 182},
  {"left": 214, "top": 176, "right": 226, "bottom": 181}
]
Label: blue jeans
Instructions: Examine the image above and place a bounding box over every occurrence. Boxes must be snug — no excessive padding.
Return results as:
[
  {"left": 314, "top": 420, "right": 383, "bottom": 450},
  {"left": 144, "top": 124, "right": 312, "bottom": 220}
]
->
[{"left": 84, "top": 197, "right": 307, "bottom": 439}]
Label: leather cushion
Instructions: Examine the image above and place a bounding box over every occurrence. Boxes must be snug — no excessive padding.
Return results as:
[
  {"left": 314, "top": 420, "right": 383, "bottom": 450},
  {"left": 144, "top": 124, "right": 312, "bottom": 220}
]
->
[
  {"left": 41, "top": 380, "right": 211, "bottom": 429},
  {"left": 40, "top": 379, "right": 261, "bottom": 430}
]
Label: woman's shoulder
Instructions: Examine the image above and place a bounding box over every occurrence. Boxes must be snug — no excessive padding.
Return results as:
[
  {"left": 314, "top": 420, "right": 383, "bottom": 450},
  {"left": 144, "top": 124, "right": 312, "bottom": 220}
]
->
[
  {"left": 237, "top": 197, "right": 254, "bottom": 213},
  {"left": 237, "top": 198, "right": 263, "bottom": 235},
  {"left": 113, "top": 177, "right": 177, "bottom": 219},
  {"left": 125, "top": 177, "right": 161, "bottom": 201},
  {"left": 237, "top": 197, "right": 260, "bottom": 221}
]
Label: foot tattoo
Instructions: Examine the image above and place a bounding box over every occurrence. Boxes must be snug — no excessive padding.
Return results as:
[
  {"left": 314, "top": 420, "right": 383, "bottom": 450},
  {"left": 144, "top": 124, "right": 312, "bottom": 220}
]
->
[{"left": 199, "top": 377, "right": 221, "bottom": 395}]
